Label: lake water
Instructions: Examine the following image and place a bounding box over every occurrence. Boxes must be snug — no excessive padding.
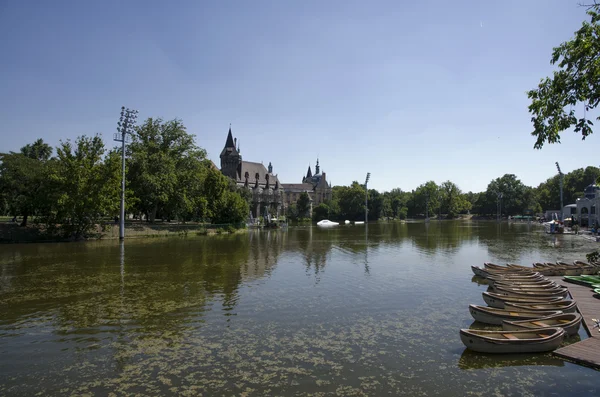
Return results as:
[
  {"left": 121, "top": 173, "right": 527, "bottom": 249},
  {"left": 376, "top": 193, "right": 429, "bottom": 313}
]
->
[{"left": 1, "top": 221, "right": 599, "bottom": 396}]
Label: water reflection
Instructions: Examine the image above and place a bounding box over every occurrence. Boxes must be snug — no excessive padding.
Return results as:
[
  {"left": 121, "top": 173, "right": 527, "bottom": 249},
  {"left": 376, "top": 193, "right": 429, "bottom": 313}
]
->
[
  {"left": 1, "top": 222, "right": 600, "bottom": 396},
  {"left": 458, "top": 348, "right": 565, "bottom": 370}
]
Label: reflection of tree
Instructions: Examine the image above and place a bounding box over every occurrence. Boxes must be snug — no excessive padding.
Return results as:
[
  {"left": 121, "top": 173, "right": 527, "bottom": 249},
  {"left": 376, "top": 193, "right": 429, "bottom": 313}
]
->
[
  {"left": 458, "top": 347, "right": 565, "bottom": 370},
  {"left": 0, "top": 232, "right": 287, "bottom": 333},
  {"left": 409, "top": 221, "right": 477, "bottom": 254}
]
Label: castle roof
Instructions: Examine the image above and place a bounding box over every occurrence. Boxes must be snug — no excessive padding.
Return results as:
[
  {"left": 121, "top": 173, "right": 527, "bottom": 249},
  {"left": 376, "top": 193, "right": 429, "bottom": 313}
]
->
[
  {"left": 281, "top": 183, "right": 315, "bottom": 193},
  {"left": 237, "top": 161, "right": 280, "bottom": 186},
  {"left": 225, "top": 127, "right": 235, "bottom": 148}
]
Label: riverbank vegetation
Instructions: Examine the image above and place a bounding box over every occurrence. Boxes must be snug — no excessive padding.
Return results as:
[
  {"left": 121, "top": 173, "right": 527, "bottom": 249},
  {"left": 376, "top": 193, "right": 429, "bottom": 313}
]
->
[
  {"left": 0, "top": 119, "right": 249, "bottom": 240},
  {"left": 2, "top": 133, "right": 599, "bottom": 234},
  {"left": 302, "top": 167, "right": 600, "bottom": 223}
]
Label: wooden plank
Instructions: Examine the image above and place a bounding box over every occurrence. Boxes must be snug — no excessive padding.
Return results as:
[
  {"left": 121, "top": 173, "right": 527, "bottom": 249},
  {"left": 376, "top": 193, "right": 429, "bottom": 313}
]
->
[
  {"left": 554, "top": 338, "right": 600, "bottom": 369},
  {"left": 548, "top": 276, "right": 599, "bottom": 337},
  {"left": 547, "top": 276, "right": 600, "bottom": 369}
]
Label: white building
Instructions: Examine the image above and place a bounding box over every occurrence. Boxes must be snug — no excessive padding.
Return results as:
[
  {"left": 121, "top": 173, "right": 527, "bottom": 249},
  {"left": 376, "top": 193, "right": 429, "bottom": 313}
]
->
[{"left": 564, "top": 184, "right": 600, "bottom": 226}]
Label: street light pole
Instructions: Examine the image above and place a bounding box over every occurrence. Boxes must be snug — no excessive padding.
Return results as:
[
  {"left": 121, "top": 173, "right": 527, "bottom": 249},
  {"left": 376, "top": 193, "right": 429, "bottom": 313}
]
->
[
  {"left": 556, "top": 162, "right": 564, "bottom": 222},
  {"left": 365, "top": 172, "right": 371, "bottom": 224},
  {"left": 114, "top": 107, "right": 138, "bottom": 241}
]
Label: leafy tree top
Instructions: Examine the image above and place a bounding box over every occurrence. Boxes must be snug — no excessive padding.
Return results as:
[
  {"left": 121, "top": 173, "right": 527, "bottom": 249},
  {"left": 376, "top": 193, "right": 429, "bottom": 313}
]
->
[{"left": 528, "top": 5, "right": 600, "bottom": 148}]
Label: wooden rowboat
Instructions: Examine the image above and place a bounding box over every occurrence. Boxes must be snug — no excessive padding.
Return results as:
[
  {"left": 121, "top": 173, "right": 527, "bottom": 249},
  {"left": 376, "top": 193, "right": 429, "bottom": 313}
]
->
[
  {"left": 489, "top": 279, "right": 557, "bottom": 289},
  {"left": 472, "top": 266, "right": 537, "bottom": 278},
  {"left": 482, "top": 292, "right": 565, "bottom": 309},
  {"left": 469, "top": 304, "right": 562, "bottom": 325},
  {"left": 549, "top": 262, "right": 582, "bottom": 276},
  {"left": 492, "top": 287, "right": 568, "bottom": 299},
  {"left": 487, "top": 272, "right": 544, "bottom": 281},
  {"left": 460, "top": 327, "right": 565, "bottom": 353},
  {"left": 494, "top": 286, "right": 568, "bottom": 298},
  {"left": 504, "top": 300, "right": 577, "bottom": 314},
  {"left": 502, "top": 313, "right": 582, "bottom": 336},
  {"left": 533, "top": 262, "right": 561, "bottom": 276}
]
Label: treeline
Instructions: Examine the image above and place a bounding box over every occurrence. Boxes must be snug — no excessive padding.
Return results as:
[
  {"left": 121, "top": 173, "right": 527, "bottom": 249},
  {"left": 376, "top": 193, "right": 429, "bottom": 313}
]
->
[
  {"left": 0, "top": 118, "right": 249, "bottom": 238},
  {"left": 308, "top": 167, "right": 600, "bottom": 222}
]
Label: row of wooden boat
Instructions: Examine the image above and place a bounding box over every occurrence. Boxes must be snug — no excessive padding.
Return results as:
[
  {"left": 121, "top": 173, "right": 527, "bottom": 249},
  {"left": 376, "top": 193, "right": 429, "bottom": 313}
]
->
[
  {"left": 473, "top": 260, "right": 600, "bottom": 278},
  {"left": 461, "top": 263, "right": 582, "bottom": 353}
]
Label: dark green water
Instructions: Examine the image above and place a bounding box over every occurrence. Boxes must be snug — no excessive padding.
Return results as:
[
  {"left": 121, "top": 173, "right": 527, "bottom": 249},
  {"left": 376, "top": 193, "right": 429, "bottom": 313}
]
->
[{"left": 0, "top": 221, "right": 599, "bottom": 396}]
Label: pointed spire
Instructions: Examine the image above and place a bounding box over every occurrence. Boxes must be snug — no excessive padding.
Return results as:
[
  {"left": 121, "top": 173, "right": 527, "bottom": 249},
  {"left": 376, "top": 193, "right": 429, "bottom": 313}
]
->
[
  {"left": 306, "top": 164, "right": 313, "bottom": 179},
  {"left": 315, "top": 158, "right": 320, "bottom": 174},
  {"left": 225, "top": 124, "right": 235, "bottom": 149}
]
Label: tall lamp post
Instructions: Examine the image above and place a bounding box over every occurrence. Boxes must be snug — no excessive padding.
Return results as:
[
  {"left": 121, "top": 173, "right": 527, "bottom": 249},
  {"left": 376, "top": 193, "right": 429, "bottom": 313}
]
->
[
  {"left": 556, "top": 162, "right": 564, "bottom": 222},
  {"left": 114, "top": 107, "right": 138, "bottom": 241},
  {"left": 364, "top": 172, "right": 371, "bottom": 224}
]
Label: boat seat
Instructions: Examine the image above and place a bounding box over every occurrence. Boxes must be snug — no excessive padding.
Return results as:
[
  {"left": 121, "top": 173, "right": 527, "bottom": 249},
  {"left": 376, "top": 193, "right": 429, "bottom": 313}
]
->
[
  {"left": 531, "top": 321, "right": 549, "bottom": 327},
  {"left": 502, "top": 333, "right": 519, "bottom": 340},
  {"left": 509, "top": 312, "right": 520, "bottom": 316},
  {"left": 558, "top": 319, "right": 571, "bottom": 323},
  {"left": 538, "top": 333, "right": 550, "bottom": 338}
]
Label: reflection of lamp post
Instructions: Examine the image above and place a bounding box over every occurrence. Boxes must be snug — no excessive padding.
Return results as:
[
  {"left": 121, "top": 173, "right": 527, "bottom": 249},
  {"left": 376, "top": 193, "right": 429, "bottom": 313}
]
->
[
  {"left": 364, "top": 172, "right": 371, "bottom": 224},
  {"left": 114, "top": 107, "right": 138, "bottom": 240},
  {"left": 556, "top": 162, "right": 564, "bottom": 222}
]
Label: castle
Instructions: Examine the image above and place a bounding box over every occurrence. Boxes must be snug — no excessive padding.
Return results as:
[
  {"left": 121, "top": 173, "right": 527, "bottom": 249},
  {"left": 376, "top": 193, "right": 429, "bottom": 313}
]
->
[{"left": 219, "top": 128, "right": 332, "bottom": 218}]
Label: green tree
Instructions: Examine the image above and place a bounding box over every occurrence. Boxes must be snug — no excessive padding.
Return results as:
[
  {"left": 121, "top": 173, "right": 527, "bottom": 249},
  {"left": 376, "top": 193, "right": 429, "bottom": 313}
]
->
[
  {"left": 439, "top": 181, "right": 469, "bottom": 219},
  {"left": 44, "top": 135, "right": 121, "bottom": 238},
  {"left": 527, "top": 5, "right": 600, "bottom": 148},
  {"left": 20, "top": 138, "right": 53, "bottom": 161},
  {"left": 199, "top": 166, "right": 249, "bottom": 224},
  {"left": 312, "top": 203, "right": 330, "bottom": 221},
  {"left": 127, "top": 118, "right": 207, "bottom": 221},
  {"left": 0, "top": 139, "right": 53, "bottom": 226},
  {"left": 334, "top": 182, "right": 366, "bottom": 221},
  {"left": 408, "top": 181, "right": 439, "bottom": 218},
  {"left": 479, "top": 174, "right": 533, "bottom": 216},
  {"left": 367, "top": 189, "right": 383, "bottom": 221},
  {"left": 297, "top": 192, "right": 311, "bottom": 218}
]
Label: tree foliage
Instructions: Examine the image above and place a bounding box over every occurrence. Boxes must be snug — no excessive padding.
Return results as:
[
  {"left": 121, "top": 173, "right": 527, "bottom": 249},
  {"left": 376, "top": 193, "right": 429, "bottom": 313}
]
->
[
  {"left": 43, "top": 135, "right": 121, "bottom": 238},
  {"left": 296, "top": 192, "right": 311, "bottom": 218},
  {"left": 127, "top": 118, "right": 208, "bottom": 221},
  {"left": 332, "top": 182, "right": 366, "bottom": 221},
  {"left": 528, "top": 6, "right": 600, "bottom": 148},
  {"left": 0, "top": 139, "right": 53, "bottom": 226},
  {"left": 312, "top": 203, "right": 330, "bottom": 221}
]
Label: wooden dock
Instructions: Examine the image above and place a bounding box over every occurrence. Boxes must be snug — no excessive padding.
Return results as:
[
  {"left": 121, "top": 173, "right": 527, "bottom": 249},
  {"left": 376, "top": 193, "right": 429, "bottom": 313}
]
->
[{"left": 549, "top": 276, "right": 600, "bottom": 369}]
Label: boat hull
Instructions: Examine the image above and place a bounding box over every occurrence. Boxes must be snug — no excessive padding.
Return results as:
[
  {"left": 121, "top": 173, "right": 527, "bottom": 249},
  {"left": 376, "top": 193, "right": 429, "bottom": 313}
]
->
[
  {"left": 494, "top": 286, "right": 569, "bottom": 299},
  {"left": 502, "top": 313, "right": 582, "bottom": 337},
  {"left": 460, "top": 328, "right": 565, "bottom": 354},
  {"left": 482, "top": 292, "right": 565, "bottom": 309},
  {"left": 469, "top": 304, "right": 561, "bottom": 325},
  {"left": 504, "top": 301, "right": 577, "bottom": 314}
]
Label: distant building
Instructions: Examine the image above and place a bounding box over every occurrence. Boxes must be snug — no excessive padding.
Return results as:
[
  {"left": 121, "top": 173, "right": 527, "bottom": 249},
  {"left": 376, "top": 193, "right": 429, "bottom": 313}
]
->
[
  {"left": 219, "top": 127, "right": 284, "bottom": 218},
  {"left": 573, "top": 184, "right": 600, "bottom": 226},
  {"left": 218, "top": 127, "right": 333, "bottom": 219},
  {"left": 281, "top": 159, "right": 332, "bottom": 214}
]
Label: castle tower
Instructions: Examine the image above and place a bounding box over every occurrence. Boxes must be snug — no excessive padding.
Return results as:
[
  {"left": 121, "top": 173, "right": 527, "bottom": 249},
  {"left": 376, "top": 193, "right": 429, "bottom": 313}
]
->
[
  {"left": 315, "top": 158, "right": 320, "bottom": 174},
  {"left": 220, "top": 126, "right": 242, "bottom": 180}
]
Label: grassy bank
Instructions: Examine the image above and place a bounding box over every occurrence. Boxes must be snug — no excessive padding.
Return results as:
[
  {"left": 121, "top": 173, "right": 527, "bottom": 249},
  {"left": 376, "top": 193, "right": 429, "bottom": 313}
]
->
[{"left": 0, "top": 222, "right": 245, "bottom": 243}]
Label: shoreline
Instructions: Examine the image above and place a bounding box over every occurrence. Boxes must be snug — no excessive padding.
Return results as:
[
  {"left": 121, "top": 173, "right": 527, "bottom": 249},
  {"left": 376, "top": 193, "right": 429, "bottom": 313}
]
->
[{"left": 0, "top": 222, "right": 246, "bottom": 244}]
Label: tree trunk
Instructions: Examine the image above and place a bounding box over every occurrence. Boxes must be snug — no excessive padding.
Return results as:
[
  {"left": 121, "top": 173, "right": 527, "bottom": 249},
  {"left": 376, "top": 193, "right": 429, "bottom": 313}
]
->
[
  {"left": 149, "top": 205, "right": 157, "bottom": 222},
  {"left": 20, "top": 213, "right": 28, "bottom": 227}
]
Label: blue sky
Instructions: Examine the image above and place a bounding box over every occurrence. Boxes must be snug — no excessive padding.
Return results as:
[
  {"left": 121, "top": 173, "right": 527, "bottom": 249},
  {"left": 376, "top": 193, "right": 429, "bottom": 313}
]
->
[{"left": 1, "top": 0, "right": 597, "bottom": 193}]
